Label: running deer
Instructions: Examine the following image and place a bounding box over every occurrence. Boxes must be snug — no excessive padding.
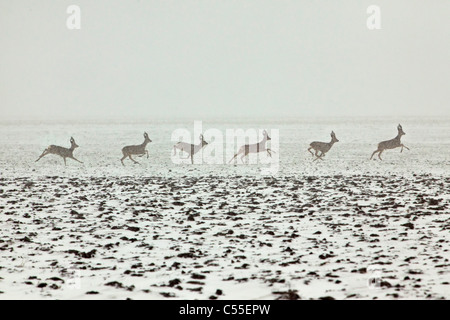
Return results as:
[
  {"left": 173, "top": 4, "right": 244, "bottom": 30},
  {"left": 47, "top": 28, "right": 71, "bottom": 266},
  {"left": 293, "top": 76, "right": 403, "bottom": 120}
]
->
[
  {"left": 308, "top": 131, "right": 339, "bottom": 161},
  {"left": 229, "top": 130, "right": 273, "bottom": 164},
  {"left": 370, "top": 124, "right": 409, "bottom": 160},
  {"left": 173, "top": 134, "right": 209, "bottom": 164},
  {"left": 121, "top": 132, "right": 152, "bottom": 165},
  {"left": 35, "top": 137, "right": 83, "bottom": 165}
]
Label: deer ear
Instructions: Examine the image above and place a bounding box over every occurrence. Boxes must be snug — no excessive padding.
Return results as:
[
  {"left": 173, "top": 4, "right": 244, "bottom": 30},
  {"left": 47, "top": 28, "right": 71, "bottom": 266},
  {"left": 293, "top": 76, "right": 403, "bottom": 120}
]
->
[{"left": 199, "top": 134, "right": 203, "bottom": 140}]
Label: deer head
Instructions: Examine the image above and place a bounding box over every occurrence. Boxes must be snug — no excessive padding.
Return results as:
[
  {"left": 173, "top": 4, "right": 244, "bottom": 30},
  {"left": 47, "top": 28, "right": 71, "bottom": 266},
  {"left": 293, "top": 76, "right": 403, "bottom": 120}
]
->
[
  {"left": 70, "top": 137, "right": 79, "bottom": 149},
  {"left": 331, "top": 131, "right": 339, "bottom": 143},
  {"left": 199, "top": 134, "right": 208, "bottom": 147},
  {"left": 397, "top": 124, "right": 405, "bottom": 136},
  {"left": 144, "top": 132, "right": 152, "bottom": 143},
  {"left": 263, "top": 130, "right": 271, "bottom": 141}
]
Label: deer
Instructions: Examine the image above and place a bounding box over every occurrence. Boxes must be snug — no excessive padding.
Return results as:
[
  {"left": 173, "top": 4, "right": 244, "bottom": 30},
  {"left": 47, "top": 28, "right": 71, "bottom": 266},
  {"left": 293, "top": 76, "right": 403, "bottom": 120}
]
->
[
  {"left": 229, "top": 130, "right": 273, "bottom": 164},
  {"left": 121, "top": 132, "right": 152, "bottom": 165},
  {"left": 35, "top": 137, "right": 83, "bottom": 166},
  {"left": 308, "top": 131, "right": 339, "bottom": 161},
  {"left": 173, "top": 134, "right": 209, "bottom": 164},
  {"left": 370, "top": 124, "right": 409, "bottom": 160}
]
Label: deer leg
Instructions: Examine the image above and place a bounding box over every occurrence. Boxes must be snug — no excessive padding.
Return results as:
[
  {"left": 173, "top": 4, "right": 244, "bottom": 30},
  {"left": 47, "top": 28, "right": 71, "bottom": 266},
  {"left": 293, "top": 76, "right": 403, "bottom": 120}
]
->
[
  {"left": 267, "top": 149, "right": 272, "bottom": 157},
  {"left": 229, "top": 150, "right": 241, "bottom": 164},
  {"left": 178, "top": 147, "right": 191, "bottom": 159},
  {"left": 378, "top": 150, "right": 383, "bottom": 160},
  {"left": 240, "top": 153, "right": 247, "bottom": 164},
  {"left": 63, "top": 157, "right": 67, "bottom": 166},
  {"left": 70, "top": 156, "right": 83, "bottom": 164},
  {"left": 313, "top": 153, "right": 324, "bottom": 162},
  {"left": 35, "top": 150, "right": 49, "bottom": 162},
  {"left": 243, "top": 150, "right": 251, "bottom": 164},
  {"left": 370, "top": 150, "right": 379, "bottom": 160},
  {"left": 120, "top": 154, "right": 127, "bottom": 166},
  {"left": 401, "top": 144, "right": 409, "bottom": 152},
  {"left": 129, "top": 155, "right": 139, "bottom": 164},
  {"left": 312, "top": 150, "right": 321, "bottom": 161},
  {"left": 146, "top": 150, "right": 149, "bottom": 159},
  {"left": 308, "top": 147, "right": 315, "bottom": 157},
  {"left": 229, "top": 154, "right": 237, "bottom": 163},
  {"left": 179, "top": 150, "right": 191, "bottom": 159},
  {"left": 315, "top": 150, "right": 326, "bottom": 161},
  {"left": 191, "top": 154, "right": 194, "bottom": 164}
]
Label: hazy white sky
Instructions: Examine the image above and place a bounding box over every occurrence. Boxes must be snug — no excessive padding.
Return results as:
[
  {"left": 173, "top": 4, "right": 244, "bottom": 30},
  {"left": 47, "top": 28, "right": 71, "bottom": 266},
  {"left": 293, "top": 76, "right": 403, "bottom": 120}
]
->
[{"left": 1, "top": 0, "right": 449, "bottom": 120}]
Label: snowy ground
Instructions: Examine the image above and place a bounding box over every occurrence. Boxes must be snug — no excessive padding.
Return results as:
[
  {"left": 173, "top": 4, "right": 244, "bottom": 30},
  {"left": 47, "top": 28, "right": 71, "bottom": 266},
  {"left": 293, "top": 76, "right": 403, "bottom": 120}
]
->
[{"left": 0, "top": 117, "right": 449, "bottom": 299}]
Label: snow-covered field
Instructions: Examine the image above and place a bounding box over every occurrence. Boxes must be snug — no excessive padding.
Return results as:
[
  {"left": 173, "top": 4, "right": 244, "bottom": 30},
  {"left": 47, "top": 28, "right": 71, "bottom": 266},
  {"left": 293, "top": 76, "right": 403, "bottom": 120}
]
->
[{"left": 0, "top": 117, "right": 449, "bottom": 299}]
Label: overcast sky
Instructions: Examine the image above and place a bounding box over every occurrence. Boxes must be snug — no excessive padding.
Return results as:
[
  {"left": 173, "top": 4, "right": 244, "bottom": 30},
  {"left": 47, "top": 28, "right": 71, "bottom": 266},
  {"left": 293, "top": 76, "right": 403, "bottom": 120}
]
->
[{"left": 1, "top": 0, "right": 449, "bottom": 121}]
